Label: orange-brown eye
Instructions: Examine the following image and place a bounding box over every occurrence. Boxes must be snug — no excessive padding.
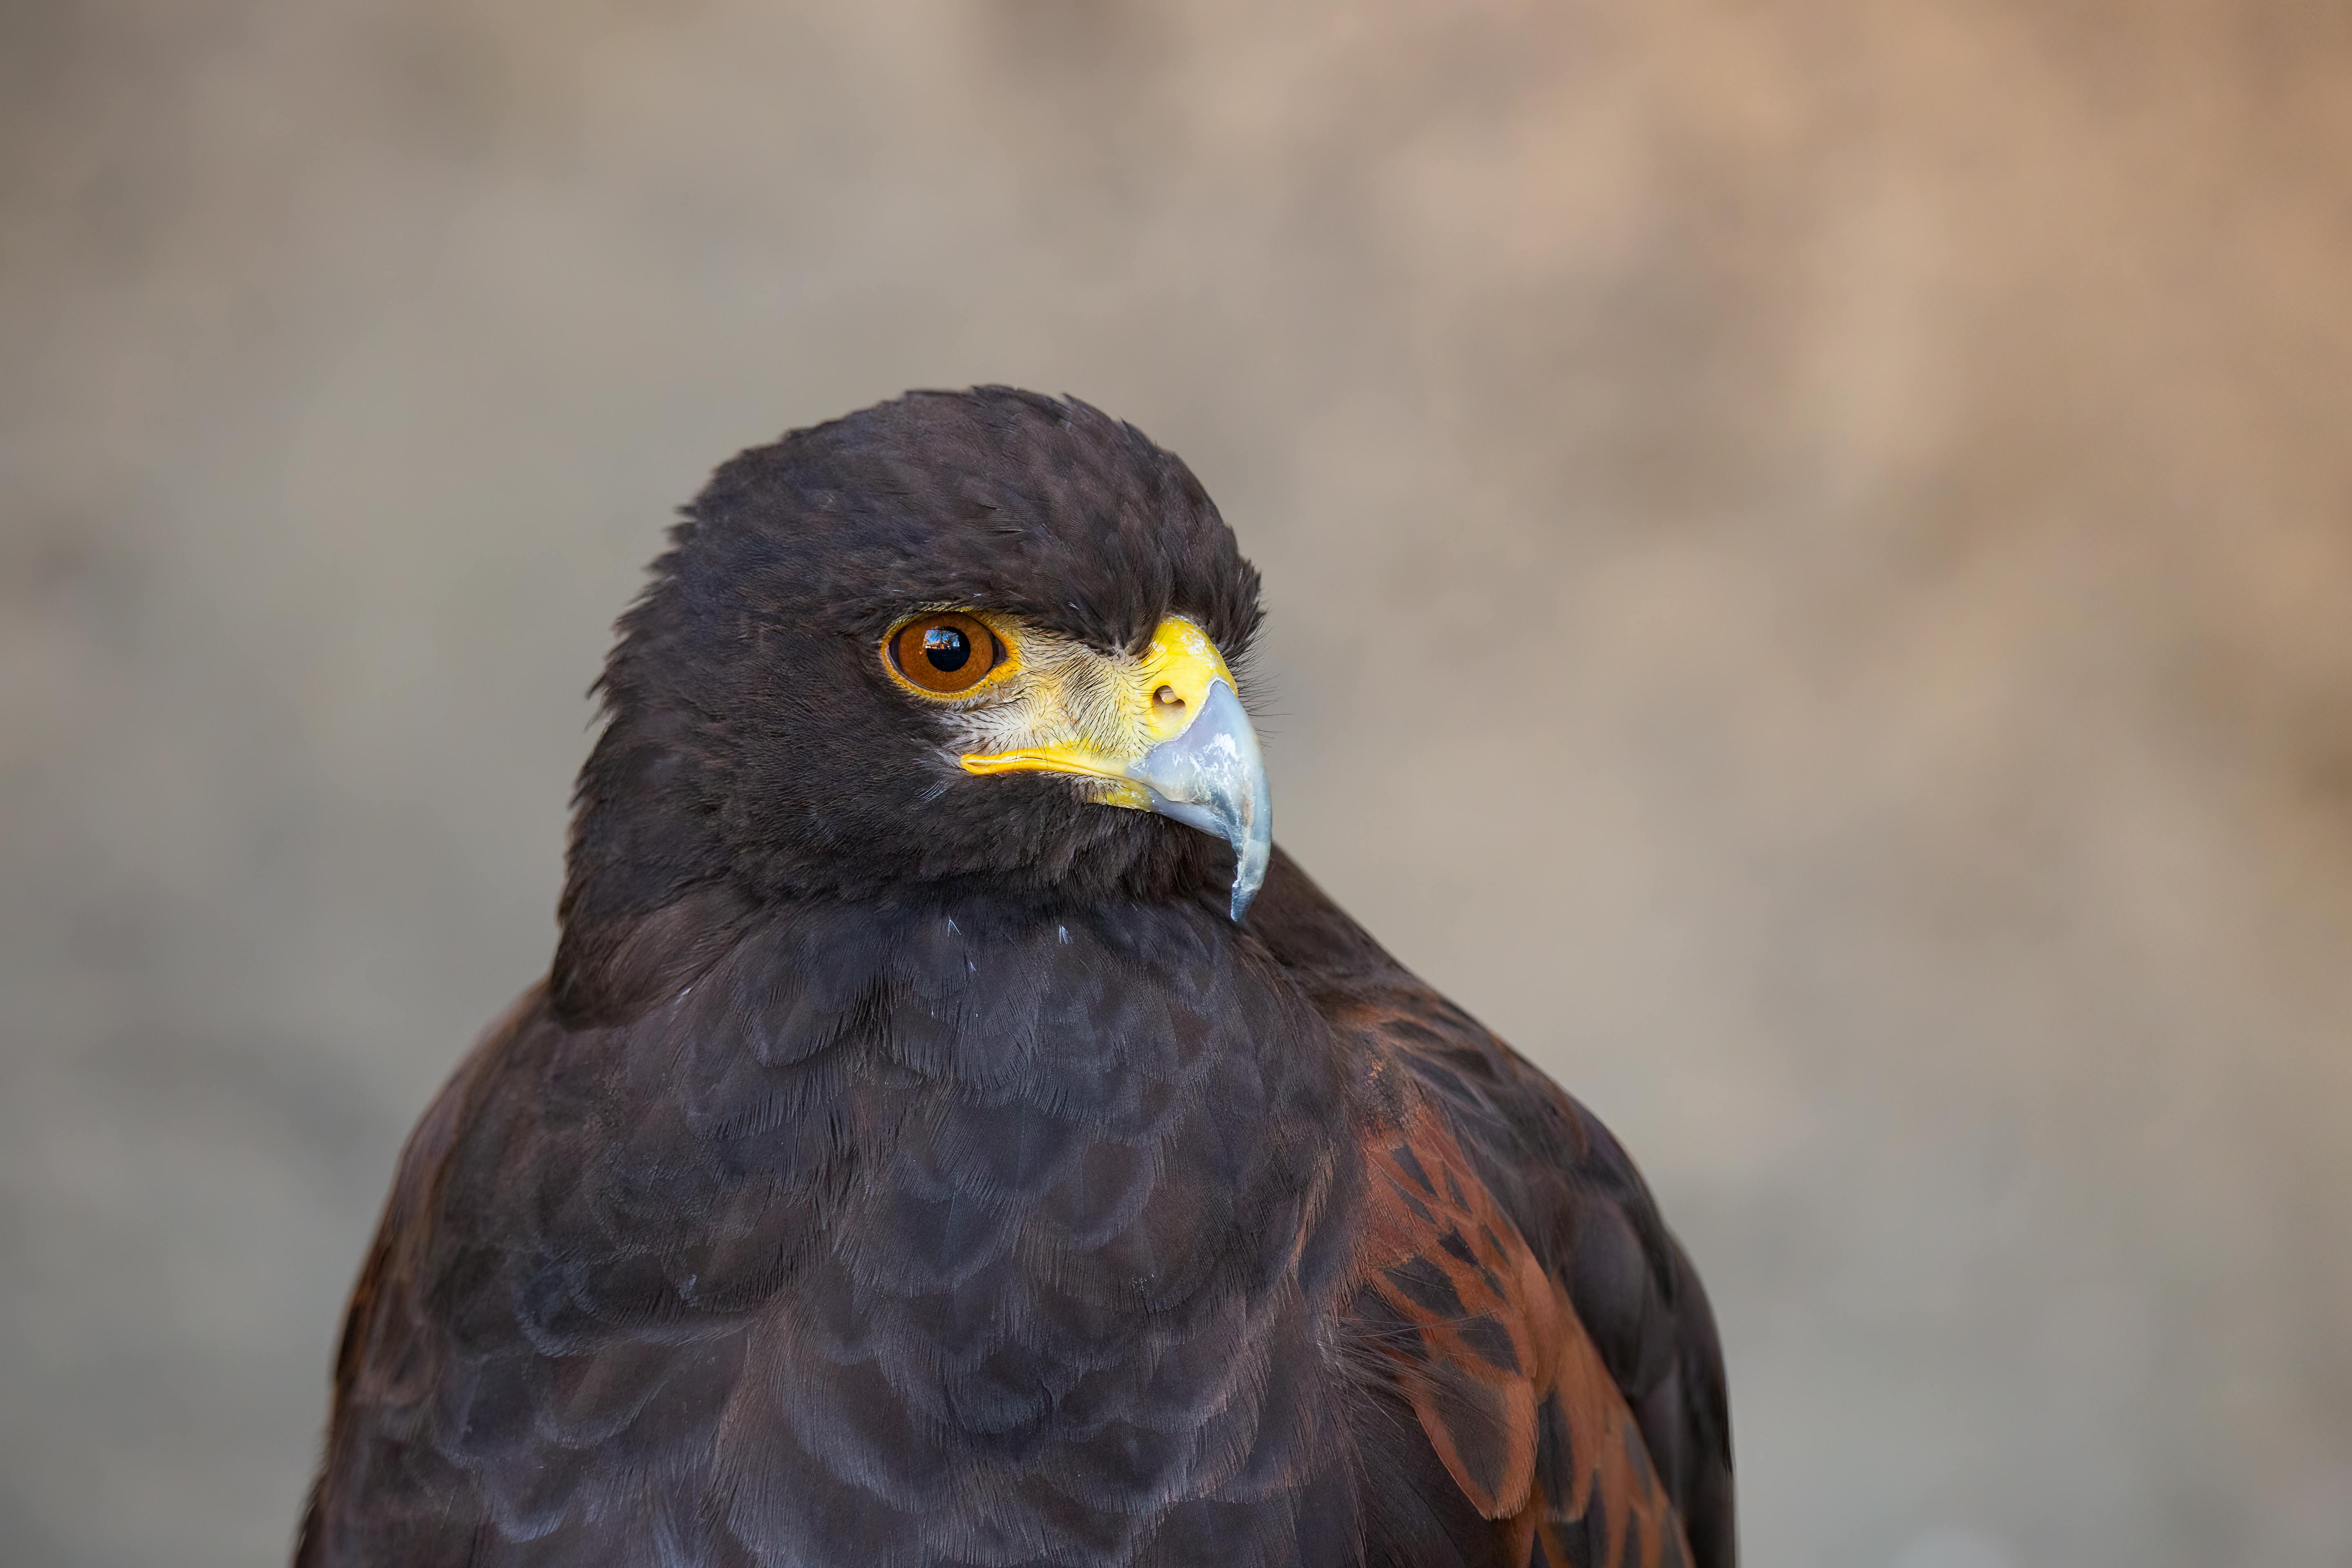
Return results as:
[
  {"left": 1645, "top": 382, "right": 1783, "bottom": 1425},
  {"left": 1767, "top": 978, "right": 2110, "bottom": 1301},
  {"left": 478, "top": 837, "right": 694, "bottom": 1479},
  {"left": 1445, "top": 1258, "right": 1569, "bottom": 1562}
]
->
[{"left": 889, "top": 613, "right": 999, "bottom": 694}]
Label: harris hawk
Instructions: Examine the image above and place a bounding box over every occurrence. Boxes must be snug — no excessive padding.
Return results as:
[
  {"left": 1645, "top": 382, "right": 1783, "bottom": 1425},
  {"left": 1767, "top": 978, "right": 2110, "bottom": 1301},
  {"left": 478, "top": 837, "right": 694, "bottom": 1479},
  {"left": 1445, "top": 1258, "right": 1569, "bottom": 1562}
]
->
[{"left": 296, "top": 389, "right": 1733, "bottom": 1568}]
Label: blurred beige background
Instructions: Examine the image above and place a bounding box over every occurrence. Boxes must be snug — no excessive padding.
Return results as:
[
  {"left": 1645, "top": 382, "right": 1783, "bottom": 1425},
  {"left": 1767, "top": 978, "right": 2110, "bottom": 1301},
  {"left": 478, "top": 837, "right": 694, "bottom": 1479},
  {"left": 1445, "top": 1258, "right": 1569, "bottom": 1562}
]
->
[{"left": 5, "top": 2, "right": 2350, "bottom": 1565}]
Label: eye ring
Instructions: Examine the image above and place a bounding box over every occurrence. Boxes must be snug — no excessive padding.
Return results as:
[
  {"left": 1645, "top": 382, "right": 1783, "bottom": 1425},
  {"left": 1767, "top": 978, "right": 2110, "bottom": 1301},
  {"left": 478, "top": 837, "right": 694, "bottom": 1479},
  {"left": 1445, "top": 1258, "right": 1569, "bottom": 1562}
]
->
[{"left": 886, "top": 612, "right": 1005, "bottom": 695}]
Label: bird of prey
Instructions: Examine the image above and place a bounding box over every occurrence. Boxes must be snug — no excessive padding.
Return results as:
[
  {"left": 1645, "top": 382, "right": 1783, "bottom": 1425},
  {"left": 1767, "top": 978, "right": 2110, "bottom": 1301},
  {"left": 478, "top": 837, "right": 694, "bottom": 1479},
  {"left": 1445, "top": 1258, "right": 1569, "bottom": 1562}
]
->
[{"left": 297, "top": 389, "right": 1732, "bottom": 1568}]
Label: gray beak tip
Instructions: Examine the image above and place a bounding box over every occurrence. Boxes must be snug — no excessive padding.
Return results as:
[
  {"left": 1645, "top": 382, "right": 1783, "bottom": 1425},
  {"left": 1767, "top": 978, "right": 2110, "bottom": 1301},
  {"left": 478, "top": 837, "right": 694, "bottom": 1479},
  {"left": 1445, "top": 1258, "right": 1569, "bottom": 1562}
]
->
[{"left": 1129, "top": 679, "right": 1272, "bottom": 926}]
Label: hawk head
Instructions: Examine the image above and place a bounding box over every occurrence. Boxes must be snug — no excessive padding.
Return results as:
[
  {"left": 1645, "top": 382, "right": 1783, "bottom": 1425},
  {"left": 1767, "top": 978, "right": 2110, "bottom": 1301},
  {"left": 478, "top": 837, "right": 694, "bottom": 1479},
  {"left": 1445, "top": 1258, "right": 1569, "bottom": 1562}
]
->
[{"left": 551, "top": 388, "right": 1273, "bottom": 1024}]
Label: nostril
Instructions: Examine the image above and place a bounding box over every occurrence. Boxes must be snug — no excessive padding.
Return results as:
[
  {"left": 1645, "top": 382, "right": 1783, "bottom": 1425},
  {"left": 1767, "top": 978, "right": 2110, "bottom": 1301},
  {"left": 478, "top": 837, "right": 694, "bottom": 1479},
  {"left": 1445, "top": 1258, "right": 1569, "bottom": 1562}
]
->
[{"left": 1154, "top": 685, "right": 1184, "bottom": 711}]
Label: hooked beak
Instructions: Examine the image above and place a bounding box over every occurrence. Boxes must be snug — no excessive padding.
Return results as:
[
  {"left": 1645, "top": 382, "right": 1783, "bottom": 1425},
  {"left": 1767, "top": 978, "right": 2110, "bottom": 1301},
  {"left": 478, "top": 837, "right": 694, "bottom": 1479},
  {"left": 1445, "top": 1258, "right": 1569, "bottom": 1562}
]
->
[{"left": 959, "top": 617, "right": 1272, "bottom": 921}]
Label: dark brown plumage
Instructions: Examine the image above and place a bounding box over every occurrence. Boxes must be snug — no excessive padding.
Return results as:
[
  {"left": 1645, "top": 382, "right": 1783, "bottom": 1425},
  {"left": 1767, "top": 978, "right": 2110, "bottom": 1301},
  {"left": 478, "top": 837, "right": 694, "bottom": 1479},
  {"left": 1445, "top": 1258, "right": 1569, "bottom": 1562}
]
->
[{"left": 297, "top": 389, "right": 1732, "bottom": 1568}]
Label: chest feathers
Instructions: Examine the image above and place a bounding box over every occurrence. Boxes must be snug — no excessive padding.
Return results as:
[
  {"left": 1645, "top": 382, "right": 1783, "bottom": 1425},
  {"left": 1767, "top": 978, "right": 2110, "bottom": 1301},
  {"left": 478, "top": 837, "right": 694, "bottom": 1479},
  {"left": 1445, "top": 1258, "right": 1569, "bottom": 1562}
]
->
[{"left": 430, "top": 898, "right": 1364, "bottom": 1565}]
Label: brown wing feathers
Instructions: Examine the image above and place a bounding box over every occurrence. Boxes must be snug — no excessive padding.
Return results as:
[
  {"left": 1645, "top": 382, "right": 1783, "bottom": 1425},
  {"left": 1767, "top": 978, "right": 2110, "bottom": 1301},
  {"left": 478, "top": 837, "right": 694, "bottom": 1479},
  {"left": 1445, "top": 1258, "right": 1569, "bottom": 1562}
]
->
[{"left": 1355, "top": 1092, "right": 1692, "bottom": 1568}]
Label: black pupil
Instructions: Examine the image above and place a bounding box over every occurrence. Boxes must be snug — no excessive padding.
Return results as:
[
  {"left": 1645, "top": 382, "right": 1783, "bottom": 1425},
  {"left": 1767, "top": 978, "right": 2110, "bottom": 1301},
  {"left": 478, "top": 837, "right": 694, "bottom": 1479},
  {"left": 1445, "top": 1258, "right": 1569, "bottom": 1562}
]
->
[{"left": 922, "top": 625, "right": 972, "bottom": 672}]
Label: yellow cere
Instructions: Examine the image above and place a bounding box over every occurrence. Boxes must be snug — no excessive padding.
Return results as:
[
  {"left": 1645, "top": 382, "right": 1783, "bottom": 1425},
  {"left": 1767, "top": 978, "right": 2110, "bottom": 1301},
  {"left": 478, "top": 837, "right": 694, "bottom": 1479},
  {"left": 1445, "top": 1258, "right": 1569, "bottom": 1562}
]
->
[{"left": 958, "top": 615, "right": 1236, "bottom": 811}]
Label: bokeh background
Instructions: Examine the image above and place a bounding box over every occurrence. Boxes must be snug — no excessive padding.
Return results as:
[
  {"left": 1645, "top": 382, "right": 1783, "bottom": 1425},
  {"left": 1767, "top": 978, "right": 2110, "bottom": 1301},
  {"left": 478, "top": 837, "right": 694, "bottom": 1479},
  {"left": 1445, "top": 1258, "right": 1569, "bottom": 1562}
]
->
[{"left": 6, "top": 2, "right": 2351, "bottom": 1565}]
